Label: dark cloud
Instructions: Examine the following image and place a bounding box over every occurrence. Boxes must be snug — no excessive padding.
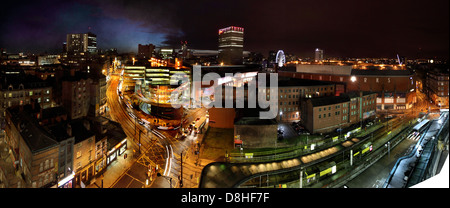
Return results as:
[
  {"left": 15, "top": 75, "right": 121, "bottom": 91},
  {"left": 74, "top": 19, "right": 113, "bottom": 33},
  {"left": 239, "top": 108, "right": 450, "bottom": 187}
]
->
[{"left": 0, "top": 0, "right": 448, "bottom": 59}]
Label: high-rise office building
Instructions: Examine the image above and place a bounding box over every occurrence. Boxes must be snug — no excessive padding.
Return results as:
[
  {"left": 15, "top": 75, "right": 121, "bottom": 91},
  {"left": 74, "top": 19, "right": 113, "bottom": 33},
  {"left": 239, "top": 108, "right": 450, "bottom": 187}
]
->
[
  {"left": 218, "top": 26, "right": 244, "bottom": 65},
  {"left": 315, "top": 48, "right": 323, "bottom": 62},
  {"left": 138, "top": 44, "right": 155, "bottom": 59},
  {"left": 66, "top": 32, "right": 97, "bottom": 54}
]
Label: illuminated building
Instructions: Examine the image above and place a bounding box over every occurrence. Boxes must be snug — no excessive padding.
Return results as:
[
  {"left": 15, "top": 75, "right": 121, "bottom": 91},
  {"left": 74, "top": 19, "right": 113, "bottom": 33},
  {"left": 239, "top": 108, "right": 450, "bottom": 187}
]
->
[
  {"left": 218, "top": 26, "right": 244, "bottom": 65},
  {"left": 277, "top": 78, "right": 336, "bottom": 122},
  {"left": 138, "top": 44, "right": 155, "bottom": 59},
  {"left": 279, "top": 64, "right": 415, "bottom": 111},
  {"left": 61, "top": 74, "right": 93, "bottom": 119},
  {"left": 301, "top": 91, "right": 377, "bottom": 134},
  {"left": 66, "top": 32, "right": 97, "bottom": 54},
  {"left": 122, "top": 61, "right": 190, "bottom": 125},
  {"left": 4, "top": 105, "right": 60, "bottom": 188},
  {"left": 0, "top": 70, "right": 53, "bottom": 124},
  {"left": 426, "top": 68, "right": 449, "bottom": 107},
  {"left": 315, "top": 48, "right": 324, "bottom": 62}
]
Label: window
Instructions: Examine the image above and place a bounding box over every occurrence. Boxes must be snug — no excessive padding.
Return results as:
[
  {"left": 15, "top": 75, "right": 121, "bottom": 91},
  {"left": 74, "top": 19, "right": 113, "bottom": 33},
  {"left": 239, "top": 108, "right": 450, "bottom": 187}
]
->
[
  {"left": 39, "top": 163, "right": 43, "bottom": 172},
  {"left": 77, "top": 151, "right": 82, "bottom": 158},
  {"left": 319, "top": 114, "right": 321, "bottom": 119},
  {"left": 44, "top": 160, "right": 49, "bottom": 170}
]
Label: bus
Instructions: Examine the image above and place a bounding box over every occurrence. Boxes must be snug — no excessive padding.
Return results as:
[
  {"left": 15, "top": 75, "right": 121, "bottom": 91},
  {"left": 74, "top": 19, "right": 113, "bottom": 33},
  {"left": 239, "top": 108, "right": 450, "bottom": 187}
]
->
[
  {"left": 413, "top": 119, "right": 430, "bottom": 133},
  {"left": 194, "top": 117, "right": 207, "bottom": 134}
]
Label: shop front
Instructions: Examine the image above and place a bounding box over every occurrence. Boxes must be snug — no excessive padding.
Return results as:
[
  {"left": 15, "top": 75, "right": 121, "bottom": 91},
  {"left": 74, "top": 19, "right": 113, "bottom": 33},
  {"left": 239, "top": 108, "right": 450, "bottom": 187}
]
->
[
  {"left": 106, "top": 139, "right": 127, "bottom": 166},
  {"left": 57, "top": 172, "right": 74, "bottom": 188}
]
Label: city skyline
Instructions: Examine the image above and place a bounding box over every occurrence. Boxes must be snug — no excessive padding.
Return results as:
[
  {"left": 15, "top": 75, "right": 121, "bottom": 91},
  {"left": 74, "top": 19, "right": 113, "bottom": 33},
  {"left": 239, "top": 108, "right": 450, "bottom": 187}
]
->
[
  {"left": 0, "top": 0, "right": 448, "bottom": 191},
  {"left": 0, "top": 0, "right": 448, "bottom": 59}
]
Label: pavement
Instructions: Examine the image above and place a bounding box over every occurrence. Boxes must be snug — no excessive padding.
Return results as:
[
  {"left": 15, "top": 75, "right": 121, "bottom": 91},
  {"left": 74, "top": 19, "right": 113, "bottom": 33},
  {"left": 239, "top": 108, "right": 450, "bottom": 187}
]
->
[
  {"left": 87, "top": 138, "right": 140, "bottom": 188},
  {"left": 385, "top": 112, "right": 448, "bottom": 188}
]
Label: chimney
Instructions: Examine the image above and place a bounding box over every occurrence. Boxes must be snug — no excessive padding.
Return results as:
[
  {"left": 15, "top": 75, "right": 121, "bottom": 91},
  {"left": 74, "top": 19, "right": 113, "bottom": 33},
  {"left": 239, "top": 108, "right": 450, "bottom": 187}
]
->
[
  {"left": 83, "top": 120, "right": 90, "bottom": 131},
  {"left": 66, "top": 124, "right": 72, "bottom": 137}
]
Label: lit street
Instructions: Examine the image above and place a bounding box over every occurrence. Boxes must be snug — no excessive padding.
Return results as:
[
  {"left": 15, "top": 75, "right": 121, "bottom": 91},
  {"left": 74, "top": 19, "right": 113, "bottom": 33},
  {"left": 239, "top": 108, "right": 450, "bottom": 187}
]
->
[
  {"left": 0, "top": 0, "right": 448, "bottom": 200},
  {"left": 106, "top": 74, "right": 205, "bottom": 188}
]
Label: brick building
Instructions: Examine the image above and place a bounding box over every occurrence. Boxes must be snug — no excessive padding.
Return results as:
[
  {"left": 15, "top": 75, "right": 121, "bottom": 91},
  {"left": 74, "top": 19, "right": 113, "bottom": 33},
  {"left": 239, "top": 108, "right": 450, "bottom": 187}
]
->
[
  {"left": 426, "top": 68, "right": 449, "bottom": 107},
  {"left": 4, "top": 105, "right": 59, "bottom": 188},
  {"left": 279, "top": 64, "right": 415, "bottom": 111},
  {"left": 301, "top": 91, "right": 377, "bottom": 134},
  {"left": 61, "top": 73, "right": 92, "bottom": 119}
]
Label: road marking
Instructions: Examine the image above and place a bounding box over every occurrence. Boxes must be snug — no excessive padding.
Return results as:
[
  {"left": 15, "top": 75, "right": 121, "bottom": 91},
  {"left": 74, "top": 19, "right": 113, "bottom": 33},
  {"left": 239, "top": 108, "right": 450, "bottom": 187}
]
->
[{"left": 125, "top": 173, "right": 145, "bottom": 186}]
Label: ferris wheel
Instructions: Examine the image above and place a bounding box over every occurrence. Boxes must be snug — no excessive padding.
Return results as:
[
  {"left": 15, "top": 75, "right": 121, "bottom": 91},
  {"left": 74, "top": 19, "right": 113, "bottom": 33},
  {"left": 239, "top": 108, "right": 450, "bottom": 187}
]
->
[{"left": 275, "top": 50, "right": 286, "bottom": 67}]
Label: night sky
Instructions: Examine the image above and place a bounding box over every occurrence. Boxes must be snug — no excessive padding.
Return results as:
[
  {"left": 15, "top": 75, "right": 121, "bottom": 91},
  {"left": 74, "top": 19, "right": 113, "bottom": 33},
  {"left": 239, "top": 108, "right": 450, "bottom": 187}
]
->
[{"left": 0, "top": 0, "right": 448, "bottom": 59}]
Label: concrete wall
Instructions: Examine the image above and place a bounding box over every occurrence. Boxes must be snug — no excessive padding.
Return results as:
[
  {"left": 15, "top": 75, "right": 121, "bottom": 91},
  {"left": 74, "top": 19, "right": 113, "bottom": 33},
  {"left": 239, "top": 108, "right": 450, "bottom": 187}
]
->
[
  {"left": 234, "top": 124, "right": 277, "bottom": 148},
  {"left": 208, "top": 107, "right": 236, "bottom": 129}
]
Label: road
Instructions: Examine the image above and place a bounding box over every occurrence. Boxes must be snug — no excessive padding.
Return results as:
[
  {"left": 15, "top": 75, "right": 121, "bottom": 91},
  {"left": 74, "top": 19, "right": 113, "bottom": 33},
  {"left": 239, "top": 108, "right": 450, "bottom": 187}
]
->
[
  {"left": 107, "top": 75, "right": 205, "bottom": 188},
  {"left": 345, "top": 133, "right": 417, "bottom": 188}
]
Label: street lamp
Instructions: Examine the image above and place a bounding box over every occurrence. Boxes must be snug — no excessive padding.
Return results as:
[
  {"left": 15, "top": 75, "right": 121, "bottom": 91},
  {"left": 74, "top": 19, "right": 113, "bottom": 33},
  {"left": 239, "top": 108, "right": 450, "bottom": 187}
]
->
[{"left": 385, "top": 141, "right": 391, "bottom": 158}]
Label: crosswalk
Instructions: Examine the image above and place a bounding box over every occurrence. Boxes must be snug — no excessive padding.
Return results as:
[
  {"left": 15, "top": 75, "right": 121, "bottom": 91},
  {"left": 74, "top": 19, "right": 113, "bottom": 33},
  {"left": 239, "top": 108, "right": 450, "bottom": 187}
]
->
[{"left": 407, "top": 132, "right": 421, "bottom": 141}]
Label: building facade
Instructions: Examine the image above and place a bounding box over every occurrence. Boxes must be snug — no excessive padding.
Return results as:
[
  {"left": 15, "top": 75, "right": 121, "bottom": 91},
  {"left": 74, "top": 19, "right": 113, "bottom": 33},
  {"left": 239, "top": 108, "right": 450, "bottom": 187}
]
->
[
  {"left": 4, "top": 106, "right": 59, "bottom": 188},
  {"left": 218, "top": 26, "right": 244, "bottom": 65},
  {"left": 61, "top": 75, "right": 93, "bottom": 119},
  {"left": 426, "top": 69, "right": 449, "bottom": 107},
  {"left": 315, "top": 48, "right": 324, "bottom": 62},
  {"left": 301, "top": 91, "right": 377, "bottom": 134},
  {"left": 276, "top": 78, "right": 335, "bottom": 122},
  {"left": 1, "top": 71, "right": 53, "bottom": 126},
  {"left": 66, "top": 32, "right": 97, "bottom": 54}
]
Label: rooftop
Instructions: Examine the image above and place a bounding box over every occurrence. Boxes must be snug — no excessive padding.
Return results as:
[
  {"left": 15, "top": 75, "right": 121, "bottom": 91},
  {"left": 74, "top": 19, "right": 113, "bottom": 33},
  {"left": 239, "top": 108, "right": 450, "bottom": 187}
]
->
[
  {"left": 277, "top": 77, "right": 335, "bottom": 87},
  {"left": 309, "top": 95, "right": 350, "bottom": 107},
  {"left": 234, "top": 117, "right": 277, "bottom": 125},
  {"left": 341, "top": 91, "right": 376, "bottom": 98},
  {"left": 7, "top": 106, "right": 59, "bottom": 154}
]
